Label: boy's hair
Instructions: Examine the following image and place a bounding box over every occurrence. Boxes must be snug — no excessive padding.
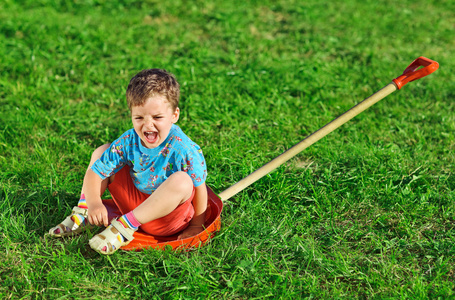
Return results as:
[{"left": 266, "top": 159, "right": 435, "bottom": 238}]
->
[{"left": 126, "top": 69, "right": 180, "bottom": 111}]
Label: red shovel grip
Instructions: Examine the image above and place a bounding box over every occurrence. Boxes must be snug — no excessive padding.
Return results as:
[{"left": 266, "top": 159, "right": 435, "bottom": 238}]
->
[{"left": 392, "top": 56, "right": 439, "bottom": 89}]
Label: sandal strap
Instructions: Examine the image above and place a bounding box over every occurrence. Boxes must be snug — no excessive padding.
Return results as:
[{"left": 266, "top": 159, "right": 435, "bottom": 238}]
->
[
  {"left": 72, "top": 206, "right": 88, "bottom": 217},
  {"left": 111, "top": 219, "right": 135, "bottom": 241}
]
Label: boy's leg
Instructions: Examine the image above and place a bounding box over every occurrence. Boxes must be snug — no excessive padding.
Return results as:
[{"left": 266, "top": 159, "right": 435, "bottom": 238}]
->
[
  {"left": 132, "top": 171, "right": 193, "bottom": 223},
  {"left": 48, "top": 144, "right": 111, "bottom": 236},
  {"left": 89, "top": 171, "right": 194, "bottom": 254}
]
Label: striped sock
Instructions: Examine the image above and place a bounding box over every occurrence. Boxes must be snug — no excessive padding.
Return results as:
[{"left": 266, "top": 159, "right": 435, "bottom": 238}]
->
[
  {"left": 101, "top": 212, "right": 141, "bottom": 251},
  {"left": 71, "top": 194, "right": 88, "bottom": 228},
  {"left": 118, "top": 211, "right": 141, "bottom": 231},
  {"left": 77, "top": 194, "right": 88, "bottom": 209}
]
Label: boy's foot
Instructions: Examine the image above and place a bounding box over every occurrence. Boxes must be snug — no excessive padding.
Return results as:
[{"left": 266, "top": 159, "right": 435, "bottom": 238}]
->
[
  {"left": 48, "top": 206, "right": 93, "bottom": 237},
  {"left": 89, "top": 219, "right": 135, "bottom": 255}
]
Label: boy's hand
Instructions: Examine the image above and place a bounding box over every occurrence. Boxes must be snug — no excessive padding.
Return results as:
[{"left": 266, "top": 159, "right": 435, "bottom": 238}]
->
[
  {"left": 87, "top": 203, "right": 109, "bottom": 227},
  {"left": 178, "top": 225, "right": 204, "bottom": 240}
]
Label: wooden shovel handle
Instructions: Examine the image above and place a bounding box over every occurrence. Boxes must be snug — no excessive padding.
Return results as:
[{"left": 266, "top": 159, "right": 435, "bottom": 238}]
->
[{"left": 218, "top": 57, "right": 439, "bottom": 202}]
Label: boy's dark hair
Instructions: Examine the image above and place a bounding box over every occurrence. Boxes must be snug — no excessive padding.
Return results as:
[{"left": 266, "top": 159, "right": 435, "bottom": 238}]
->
[{"left": 126, "top": 69, "right": 180, "bottom": 111}]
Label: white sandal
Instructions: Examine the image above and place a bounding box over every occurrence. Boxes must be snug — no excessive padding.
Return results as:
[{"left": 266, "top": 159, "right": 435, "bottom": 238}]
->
[
  {"left": 48, "top": 206, "right": 93, "bottom": 237},
  {"left": 88, "top": 219, "right": 135, "bottom": 255}
]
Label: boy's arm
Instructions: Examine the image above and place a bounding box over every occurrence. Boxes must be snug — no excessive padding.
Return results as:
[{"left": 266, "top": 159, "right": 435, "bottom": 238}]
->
[
  {"left": 178, "top": 182, "right": 208, "bottom": 239},
  {"left": 84, "top": 168, "right": 109, "bottom": 227}
]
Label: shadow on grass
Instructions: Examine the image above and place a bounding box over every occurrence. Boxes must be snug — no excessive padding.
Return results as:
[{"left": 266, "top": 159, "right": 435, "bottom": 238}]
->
[{"left": 1, "top": 186, "right": 81, "bottom": 240}]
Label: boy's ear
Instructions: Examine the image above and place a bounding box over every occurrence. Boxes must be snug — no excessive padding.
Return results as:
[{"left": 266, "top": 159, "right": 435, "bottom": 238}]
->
[{"left": 172, "top": 107, "right": 180, "bottom": 123}]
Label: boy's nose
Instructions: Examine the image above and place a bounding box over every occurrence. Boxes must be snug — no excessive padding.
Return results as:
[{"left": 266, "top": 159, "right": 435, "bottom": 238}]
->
[{"left": 144, "top": 118, "right": 155, "bottom": 129}]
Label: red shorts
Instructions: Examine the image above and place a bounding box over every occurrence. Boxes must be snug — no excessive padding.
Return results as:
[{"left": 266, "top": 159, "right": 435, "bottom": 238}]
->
[{"left": 107, "top": 166, "right": 195, "bottom": 237}]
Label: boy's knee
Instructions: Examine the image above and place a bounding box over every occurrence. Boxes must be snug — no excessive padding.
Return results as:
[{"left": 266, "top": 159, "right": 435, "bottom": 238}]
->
[
  {"left": 169, "top": 172, "right": 193, "bottom": 203},
  {"left": 169, "top": 171, "right": 193, "bottom": 190},
  {"left": 88, "top": 144, "right": 111, "bottom": 167},
  {"left": 91, "top": 144, "right": 110, "bottom": 160}
]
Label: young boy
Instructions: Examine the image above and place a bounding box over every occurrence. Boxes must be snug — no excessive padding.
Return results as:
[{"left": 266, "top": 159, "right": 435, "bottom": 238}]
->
[{"left": 48, "top": 69, "right": 208, "bottom": 255}]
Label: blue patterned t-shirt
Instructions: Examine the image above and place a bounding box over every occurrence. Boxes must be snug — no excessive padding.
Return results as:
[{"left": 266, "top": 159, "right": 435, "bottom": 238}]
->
[{"left": 91, "top": 124, "right": 207, "bottom": 194}]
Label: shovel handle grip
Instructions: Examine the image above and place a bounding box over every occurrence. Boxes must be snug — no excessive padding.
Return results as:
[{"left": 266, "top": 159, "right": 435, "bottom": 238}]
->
[{"left": 392, "top": 56, "right": 439, "bottom": 89}]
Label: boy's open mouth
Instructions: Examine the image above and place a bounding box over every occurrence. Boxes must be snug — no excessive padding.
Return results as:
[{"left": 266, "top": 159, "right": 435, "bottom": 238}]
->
[{"left": 144, "top": 131, "right": 158, "bottom": 144}]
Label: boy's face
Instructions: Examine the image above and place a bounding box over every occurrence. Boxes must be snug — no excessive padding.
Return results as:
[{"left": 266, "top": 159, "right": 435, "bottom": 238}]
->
[{"left": 131, "top": 95, "right": 179, "bottom": 149}]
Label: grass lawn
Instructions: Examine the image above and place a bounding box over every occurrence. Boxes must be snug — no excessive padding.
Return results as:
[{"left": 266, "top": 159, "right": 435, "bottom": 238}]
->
[{"left": 1, "top": 0, "right": 454, "bottom": 298}]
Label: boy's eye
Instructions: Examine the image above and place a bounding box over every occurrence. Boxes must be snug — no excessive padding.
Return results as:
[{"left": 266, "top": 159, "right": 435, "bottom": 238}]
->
[{"left": 134, "top": 117, "right": 143, "bottom": 120}]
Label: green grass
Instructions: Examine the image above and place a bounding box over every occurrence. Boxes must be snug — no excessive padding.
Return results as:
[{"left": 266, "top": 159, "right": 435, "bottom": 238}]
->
[{"left": 1, "top": 0, "right": 455, "bottom": 298}]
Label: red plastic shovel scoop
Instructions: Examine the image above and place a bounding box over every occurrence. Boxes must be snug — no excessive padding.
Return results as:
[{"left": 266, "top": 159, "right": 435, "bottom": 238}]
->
[{"left": 119, "top": 56, "right": 439, "bottom": 251}]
